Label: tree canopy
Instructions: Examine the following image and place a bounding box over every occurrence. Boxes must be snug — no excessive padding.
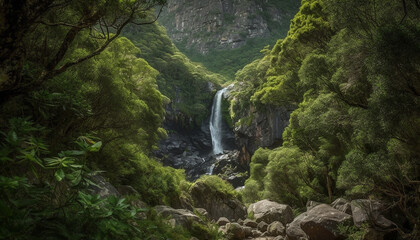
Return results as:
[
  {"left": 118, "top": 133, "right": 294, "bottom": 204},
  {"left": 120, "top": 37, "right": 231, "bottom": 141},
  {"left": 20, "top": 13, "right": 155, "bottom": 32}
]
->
[{"left": 236, "top": 0, "right": 420, "bottom": 237}]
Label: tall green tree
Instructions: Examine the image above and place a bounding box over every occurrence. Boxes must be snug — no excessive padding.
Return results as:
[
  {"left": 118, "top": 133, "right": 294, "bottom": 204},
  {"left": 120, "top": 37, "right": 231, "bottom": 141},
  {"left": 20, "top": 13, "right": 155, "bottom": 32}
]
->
[
  {"left": 241, "top": 0, "right": 419, "bottom": 237},
  {"left": 0, "top": 0, "right": 166, "bottom": 103}
]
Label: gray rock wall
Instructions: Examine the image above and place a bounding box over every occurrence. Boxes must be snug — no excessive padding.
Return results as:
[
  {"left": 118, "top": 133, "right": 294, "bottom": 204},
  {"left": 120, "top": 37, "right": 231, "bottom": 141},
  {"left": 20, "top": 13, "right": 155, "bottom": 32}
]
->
[
  {"left": 234, "top": 105, "right": 293, "bottom": 166},
  {"left": 159, "top": 0, "right": 298, "bottom": 54}
]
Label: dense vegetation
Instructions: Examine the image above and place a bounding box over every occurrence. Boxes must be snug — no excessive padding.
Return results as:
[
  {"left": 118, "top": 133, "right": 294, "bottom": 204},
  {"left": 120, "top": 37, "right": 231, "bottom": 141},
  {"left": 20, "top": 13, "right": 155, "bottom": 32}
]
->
[
  {"left": 0, "top": 0, "right": 216, "bottom": 239},
  {"left": 123, "top": 23, "right": 225, "bottom": 127},
  {"left": 1, "top": 0, "right": 419, "bottom": 239},
  {"left": 180, "top": 37, "right": 278, "bottom": 80},
  {"left": 231, "top": 0, "right": 419, "bottom": 237}
]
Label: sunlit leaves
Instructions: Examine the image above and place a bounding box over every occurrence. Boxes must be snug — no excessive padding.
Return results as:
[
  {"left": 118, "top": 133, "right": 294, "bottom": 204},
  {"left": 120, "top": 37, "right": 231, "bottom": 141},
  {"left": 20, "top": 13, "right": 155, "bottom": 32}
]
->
[
  {"left": 54, "top": 169, "right": 65, "bottom": 182},
  {"left": 0, "top": 176, "right": 28, "bottom": 190},
  {"left": 123, "top": 22, "right": 224, "bottom": 127},
  {"left": 244, "top": 2, "right": 419, "bottom": 224}
]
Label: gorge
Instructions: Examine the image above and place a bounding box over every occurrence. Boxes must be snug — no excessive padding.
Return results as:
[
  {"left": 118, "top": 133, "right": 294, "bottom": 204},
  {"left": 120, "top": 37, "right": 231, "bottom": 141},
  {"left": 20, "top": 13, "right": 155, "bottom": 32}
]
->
[{"left": 0, "top": 0, "right": 419, "bottom": 239}]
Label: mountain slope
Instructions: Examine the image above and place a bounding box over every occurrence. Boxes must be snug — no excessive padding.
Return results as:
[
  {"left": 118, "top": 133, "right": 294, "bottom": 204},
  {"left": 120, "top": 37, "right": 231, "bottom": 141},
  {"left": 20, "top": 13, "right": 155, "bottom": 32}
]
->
[
  {"left": 123, "top": 22, "right": 226, "bottom": 127},
  {"left": 158, "top": 0, "right": 300, "bottom": 78}
]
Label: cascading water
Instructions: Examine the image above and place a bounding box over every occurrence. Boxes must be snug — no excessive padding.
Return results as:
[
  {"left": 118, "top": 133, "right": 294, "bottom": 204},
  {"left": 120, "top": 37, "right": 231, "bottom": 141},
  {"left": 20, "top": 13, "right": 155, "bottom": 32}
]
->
[
  {"left": 209, "top": 88, "right": 227, "bottom": 155},
  {"left": 207, "top": 88, "right": 227, "bottom": 175}
]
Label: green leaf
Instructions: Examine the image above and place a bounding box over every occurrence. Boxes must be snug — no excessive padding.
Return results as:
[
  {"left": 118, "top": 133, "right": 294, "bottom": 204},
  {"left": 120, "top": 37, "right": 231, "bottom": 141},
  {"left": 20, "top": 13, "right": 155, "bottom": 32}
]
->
[
  {"left": 67, "top": 170, "right": 82, "bottom": 186},
  {"left": 61, "top": 150, "right": 86, "bottom": 156},
  {"left": 88, "top": 141, "right": 102, "bottom": 152},
  {"left": 45, "top": 157, "right": 61, "bottom": 167},
  {"left": 69, "top": 164, "right": 83, "bottom": 169},
  {"left": 55, "top": 169, "right": 65, "bottom": 182}
]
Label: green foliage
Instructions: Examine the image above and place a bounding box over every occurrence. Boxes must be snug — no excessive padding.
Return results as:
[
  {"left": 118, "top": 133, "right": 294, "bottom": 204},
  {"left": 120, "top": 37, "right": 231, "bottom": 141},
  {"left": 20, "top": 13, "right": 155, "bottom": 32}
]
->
[
  {"left": 182, "top": 37, "right": 278, "bottom": 80},
  {"left": 338, "top": 223, "right": 369, "bottom": 240},
  {"left": 229, "top": 50, "right": 271, "bottom": 124},
  {"left": 265, "top": 147, "right": 326, "bottom": 206},
  {"left": 190, "top": 221, "right": 221, "bottom": 240},
  {"left": 221, "top": 96, "right": 233, "bottom": 129},
  {"left": 26, "top": 34, "right": 186, "bottom": 207},
  {"left": 193, "top": 175, "right": 239, "bottom": 199},
  {"left": 123, "top": 23, "right": 225, "bottom": 127},
  {"left": 243, "top": 148, "right": 270, "bottom": 204},
  {"left": 0, "top": 0, "right": 167, "bottom": 103},
  {"left": 244, "top": 146, "right": 327, "bottom": 206},
  {"left": 0, "top": 11, "right": 203, "bottom": 237},
  {"left": 239, "top": 0, "right": 419, "bottom": 237},
  {"left": 251, "top": 0, "right": 333, "bottom": 107},
  {"left": 100, "top": 142, "right": 186, "bottom": 206},
  {"left": 0, "top": 118, "right": 186, "bottom": 239}
]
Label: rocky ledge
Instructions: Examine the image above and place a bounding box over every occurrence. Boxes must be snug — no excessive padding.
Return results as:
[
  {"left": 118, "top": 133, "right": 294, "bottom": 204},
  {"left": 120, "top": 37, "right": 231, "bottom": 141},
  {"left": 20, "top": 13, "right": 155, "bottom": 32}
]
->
[{"left": 154, "top": 121, "right": 214, "bottom": 180}]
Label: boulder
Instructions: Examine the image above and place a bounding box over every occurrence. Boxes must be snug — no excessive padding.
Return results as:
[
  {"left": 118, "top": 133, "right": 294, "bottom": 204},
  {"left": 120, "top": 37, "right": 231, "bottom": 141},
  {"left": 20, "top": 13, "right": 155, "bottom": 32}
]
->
[
  {"left": 306, "top": 200, "right": 322, "bottom": 211},
  {"left": 154, "top": 121, "right": 214, "bottom": 181},
  {"left": 243, "top": 226, "right": 253, "bottom": 237},
  {"left": 331, "top": 198, "right": 352, "bottom": 215},
  {"left": 129, "top": 199, "right": 148, "bottom": 219},
  {"left": 267, "top": 221, "right": 285, "bottom": 236},
  {"left": 274, "top": 236, "right": 285, "bottom": 240},
  {"left": 212, "top": 150, "right": 247, "bottom": 188},
  {"left": 287, "top": 204, "right": 352, "bottom": 240},
  {"left": 225, "top": 222, "right": 245, "bottom": 240},
  {"left": 154, "top": 205, "right": 203, "bottom": 230},
  {"left": 217, "top": 217, "right": 230, "bottom": 226},
  {"left": 129, "top": 199, "right": 147, "bottom": 209},
  {"left": 252, "top": 229, "right": 263, "bottom": 237},
  {"left": 244, "top": 219, "right": 258, "bottom": 228},
  {"left": 172, "top": 195, "right": 194, "bottom": 211},
  {"left": 248, "top": 199, "right": 294, "bottom": 225},
  {"left": 212, "top": 151, "right": 240, "bottom": 175},
  {"left": 257, "top": 221, "right": 269, "bottom": 232},
  {"left": 195, "top": 208, "right": 209, "bottom": 218},
  {"left": 351, "top": 200, "right": 394, "bottom": 229},
  {"left": 190, "top": 181, "right": 247, "bottom": 221},
  {"left": 218, "top": 225, "right": 227, "bottom": 235},
  {"left": 88, "top": 175, "right": 120, "bottom": 198},
  {"left": 117, "top": 185, "right": 139, "bottom": 196},
  {"left": 286, "top": 212, "right": 309, "bottom": 240},
  {"left": 155, "top": 206, "right": 216, "bottom": 240},
  {"left": 226, "top": 174, "right": 247, "bottom": 189}
]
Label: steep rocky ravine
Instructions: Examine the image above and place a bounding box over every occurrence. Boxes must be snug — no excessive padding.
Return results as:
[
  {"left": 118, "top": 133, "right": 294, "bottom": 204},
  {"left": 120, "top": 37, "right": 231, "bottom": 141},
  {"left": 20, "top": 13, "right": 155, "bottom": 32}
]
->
[
  {"left": 2, "top": 0, "right": 418, "bottom": 239},
  {"left": 154, "top": 0, "right": 298, "bottom": 182}
]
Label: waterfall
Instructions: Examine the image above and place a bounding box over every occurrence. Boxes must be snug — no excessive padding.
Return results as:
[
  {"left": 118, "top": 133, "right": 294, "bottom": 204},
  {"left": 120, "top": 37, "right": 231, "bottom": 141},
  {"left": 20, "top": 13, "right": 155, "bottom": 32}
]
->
[
  {"left": 209, "top": 88, "right": 227, "bottom": 155},
  {"left": 207, "top": 164, "right": 215, "bottom": 175}
]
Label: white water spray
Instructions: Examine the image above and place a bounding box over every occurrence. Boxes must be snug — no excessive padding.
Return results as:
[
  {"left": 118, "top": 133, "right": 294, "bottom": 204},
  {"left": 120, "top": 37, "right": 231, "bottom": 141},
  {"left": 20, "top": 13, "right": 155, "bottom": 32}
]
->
[{"left": 209, "top": 88, "right": 227, "bottom": 155}]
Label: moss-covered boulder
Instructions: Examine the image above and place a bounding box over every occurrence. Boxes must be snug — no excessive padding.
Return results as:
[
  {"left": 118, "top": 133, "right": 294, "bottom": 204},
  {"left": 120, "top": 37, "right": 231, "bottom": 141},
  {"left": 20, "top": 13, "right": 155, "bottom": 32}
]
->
[{"left": 190, "top": 176, "right": 247, "bottom": 221}]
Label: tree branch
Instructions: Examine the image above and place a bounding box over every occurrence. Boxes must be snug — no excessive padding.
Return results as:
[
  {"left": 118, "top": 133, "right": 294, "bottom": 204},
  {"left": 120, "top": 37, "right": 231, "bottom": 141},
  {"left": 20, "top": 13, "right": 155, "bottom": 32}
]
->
[{"left": 48, "top": 5, "right": 164, "bottom": 79}]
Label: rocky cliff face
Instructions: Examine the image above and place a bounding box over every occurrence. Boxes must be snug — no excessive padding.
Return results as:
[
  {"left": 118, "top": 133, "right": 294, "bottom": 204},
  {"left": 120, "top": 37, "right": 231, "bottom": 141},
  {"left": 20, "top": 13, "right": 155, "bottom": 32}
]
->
[
  {"left": 159, "top": 0, "right": 300, "bottom": 54},
  {"left": 226, "top": 84, "right": 293, "bottom": 167},
  {"left": 155, "top": 98, "right": 236, "bottom": 181},
  {"left": 235, "top": 105, "right": 293, "bottom": 166}
]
